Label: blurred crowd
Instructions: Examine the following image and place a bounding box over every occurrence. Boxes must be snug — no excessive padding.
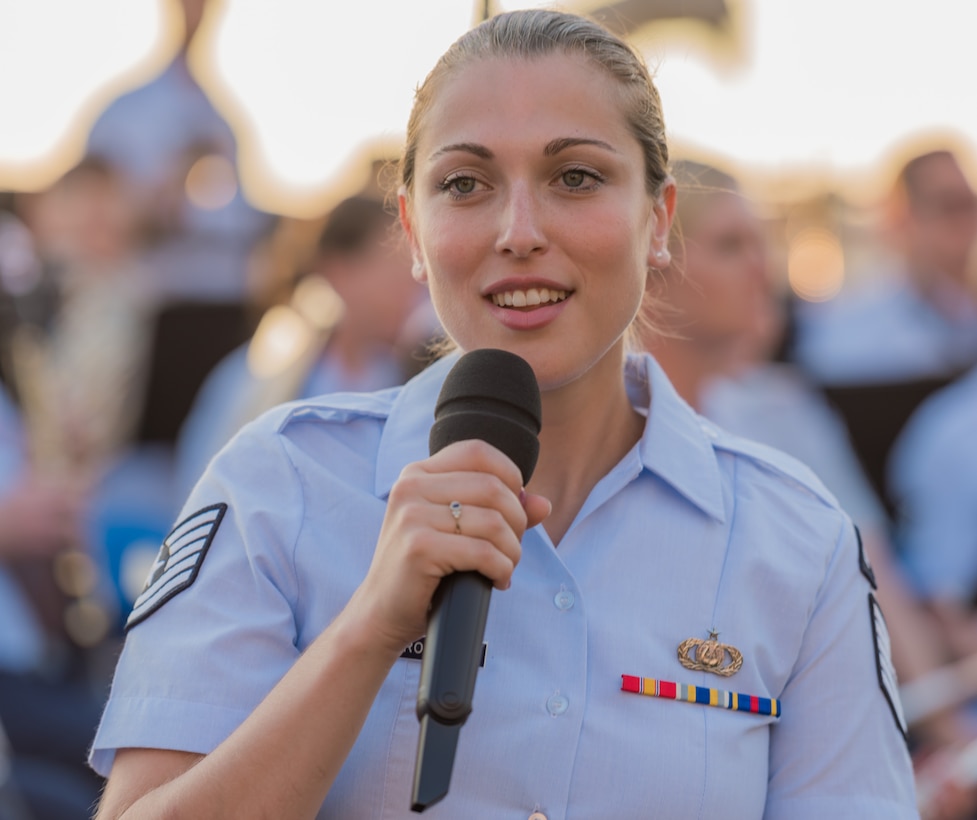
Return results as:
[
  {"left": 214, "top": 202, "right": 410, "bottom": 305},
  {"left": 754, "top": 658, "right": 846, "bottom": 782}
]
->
[{"left": 1, "top": 1, "right": 977, "bottom": 818}]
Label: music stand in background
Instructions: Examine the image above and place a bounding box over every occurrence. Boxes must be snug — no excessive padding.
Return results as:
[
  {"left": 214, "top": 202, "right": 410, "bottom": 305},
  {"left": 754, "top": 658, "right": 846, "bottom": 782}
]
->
[
  {"left": 820, "top": 375, "right": 959, "bottom": 517},
  {"left": 135, "top": 300, "right": 255, "bottom": 446}
]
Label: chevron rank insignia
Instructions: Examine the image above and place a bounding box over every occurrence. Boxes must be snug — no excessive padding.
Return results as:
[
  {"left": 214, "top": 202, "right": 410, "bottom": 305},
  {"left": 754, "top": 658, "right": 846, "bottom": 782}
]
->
[
  {"left": 869, "top": 593, "right": 908, "bottom": 742},
  {"left": 125, "top": 504, "right": 227, "bottom": 630}
]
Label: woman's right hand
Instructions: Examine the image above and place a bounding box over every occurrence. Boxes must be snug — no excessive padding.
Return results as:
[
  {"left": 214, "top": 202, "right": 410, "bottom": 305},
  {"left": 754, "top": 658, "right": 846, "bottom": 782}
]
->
[{"left": 347, "top": 439, "right": 550, "bottom": 657}]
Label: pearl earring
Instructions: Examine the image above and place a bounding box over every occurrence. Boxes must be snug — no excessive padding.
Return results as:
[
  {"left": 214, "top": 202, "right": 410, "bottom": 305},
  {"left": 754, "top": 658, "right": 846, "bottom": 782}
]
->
[{"left": 412, "top": 259, "right": 424, "bottom": 277}]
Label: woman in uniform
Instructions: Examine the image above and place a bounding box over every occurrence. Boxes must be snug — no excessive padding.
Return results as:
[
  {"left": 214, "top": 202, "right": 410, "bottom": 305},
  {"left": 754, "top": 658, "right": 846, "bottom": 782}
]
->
[{"left": 91, "top": 10, "right": 917, "bottom": 818}]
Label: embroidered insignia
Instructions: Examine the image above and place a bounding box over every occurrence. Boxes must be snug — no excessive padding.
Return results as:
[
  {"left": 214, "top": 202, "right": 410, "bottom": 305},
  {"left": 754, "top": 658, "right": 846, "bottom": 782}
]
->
[
  {"left": 855, "top": 525, "right": 877, "bottom": 589},
  {"left": 125, "top": 504, "right": 227, "bottom": 630},
  {"left": 677, "top": 630, "right": 743, "bottom": 677},
  {"left": 621, "top": 675, "right": 781, "bottom": 717},
  {"left": 869, "top": 593, "right": 908, "bottom": 742}
]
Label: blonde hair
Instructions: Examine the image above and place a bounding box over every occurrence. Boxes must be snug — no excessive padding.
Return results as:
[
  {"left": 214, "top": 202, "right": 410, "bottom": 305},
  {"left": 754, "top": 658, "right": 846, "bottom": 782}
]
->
[{"left": 399, "top": 9, "right": 670, "bottom": 201}]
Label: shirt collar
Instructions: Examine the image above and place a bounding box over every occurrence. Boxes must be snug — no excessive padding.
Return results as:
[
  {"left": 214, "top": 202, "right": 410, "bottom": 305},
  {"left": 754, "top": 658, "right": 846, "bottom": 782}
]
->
[
  {"left": 375, "top": 352, "right": 460, "bottom": 498},
  {"left": 375, "top": 351, "right": 726, "bottom": 523},
  {"left": 628, "top": 353, "right": 726, "bottom": 523}
]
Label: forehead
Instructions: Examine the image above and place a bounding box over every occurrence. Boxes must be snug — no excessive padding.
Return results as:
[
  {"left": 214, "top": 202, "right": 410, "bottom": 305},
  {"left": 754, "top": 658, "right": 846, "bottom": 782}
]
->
[{"left": 416, "top": 53, "right": 636, "bottom": 157}]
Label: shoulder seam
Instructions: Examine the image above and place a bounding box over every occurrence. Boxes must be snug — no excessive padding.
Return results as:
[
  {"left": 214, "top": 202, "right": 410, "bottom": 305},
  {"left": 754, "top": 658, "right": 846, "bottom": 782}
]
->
[{"left": 711, "top": 432, "right": 839, "bottom": 510}]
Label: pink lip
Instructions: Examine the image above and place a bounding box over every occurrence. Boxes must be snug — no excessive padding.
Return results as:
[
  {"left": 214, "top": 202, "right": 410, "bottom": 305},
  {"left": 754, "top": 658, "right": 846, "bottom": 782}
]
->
[{"left": 487, "top": 294, "right": 571, "bottom": 331}]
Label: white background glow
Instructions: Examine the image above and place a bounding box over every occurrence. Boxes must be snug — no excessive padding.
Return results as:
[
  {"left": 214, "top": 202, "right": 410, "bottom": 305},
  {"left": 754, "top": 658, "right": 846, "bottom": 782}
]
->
[{"left": 0, "top": 0, "right": 974, "bottom": 214}]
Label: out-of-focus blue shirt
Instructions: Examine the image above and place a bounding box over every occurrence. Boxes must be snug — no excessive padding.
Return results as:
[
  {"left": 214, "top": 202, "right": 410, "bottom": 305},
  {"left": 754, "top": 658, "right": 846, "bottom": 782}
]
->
[
  {"left": 92, "top": 353, "right": 916, "bottom": 818},
  {"left": 86, "top": 58, "right": 272, "bottom": 301},
  {"left": 702, "top": 363, "right": 888, "bottom": 532},
  {"left": 793, "top": 272, "right": 977, "bottom": 385},
  {"left": 889, "top": 365, "right": 977, "bottom": 599}
]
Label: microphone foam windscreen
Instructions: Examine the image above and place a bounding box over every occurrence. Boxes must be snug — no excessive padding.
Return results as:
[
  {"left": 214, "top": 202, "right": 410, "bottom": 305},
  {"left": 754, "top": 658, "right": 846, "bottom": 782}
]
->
[{"left": 429, "top": 349, "right": 541, "bottom": 485}]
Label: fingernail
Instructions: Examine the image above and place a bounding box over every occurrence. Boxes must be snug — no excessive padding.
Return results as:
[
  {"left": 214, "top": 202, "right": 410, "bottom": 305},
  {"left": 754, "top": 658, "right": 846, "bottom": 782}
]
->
[{"left": 519, "top": 488, "right": 527, "bottom": 506}]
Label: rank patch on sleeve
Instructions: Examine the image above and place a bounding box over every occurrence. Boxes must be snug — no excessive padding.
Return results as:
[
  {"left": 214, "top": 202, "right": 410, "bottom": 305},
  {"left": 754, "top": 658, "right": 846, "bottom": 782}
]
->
[
  {"left": 869, "top": 593, "right": 908, "bottom": 742},
  {"left": 125, "top": 503, "right": 227, "bottom": 630},
  {"left": 855, "top": 525, "right": 877, "bottom": 589}
]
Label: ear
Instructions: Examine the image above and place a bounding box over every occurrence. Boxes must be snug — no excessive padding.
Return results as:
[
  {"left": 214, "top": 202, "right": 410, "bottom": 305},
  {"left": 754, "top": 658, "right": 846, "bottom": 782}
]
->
[
  {"left": 647, "top": 176, "right": 677, "bottom": 269},
  {"left": 398, "top": 187, "right": 427, "bottom": 283}
]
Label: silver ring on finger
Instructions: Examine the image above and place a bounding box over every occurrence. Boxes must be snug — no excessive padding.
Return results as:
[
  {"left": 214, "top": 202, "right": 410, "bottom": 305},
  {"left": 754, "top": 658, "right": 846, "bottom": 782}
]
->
[{"left": 449, "top": 500, "right": 462, "bottom": 535}]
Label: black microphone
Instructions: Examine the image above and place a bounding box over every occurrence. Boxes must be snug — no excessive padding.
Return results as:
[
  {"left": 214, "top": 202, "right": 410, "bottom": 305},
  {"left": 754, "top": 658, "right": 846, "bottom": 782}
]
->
[{"left": 410, "top": 348, "right": 541, "bottom": 812}]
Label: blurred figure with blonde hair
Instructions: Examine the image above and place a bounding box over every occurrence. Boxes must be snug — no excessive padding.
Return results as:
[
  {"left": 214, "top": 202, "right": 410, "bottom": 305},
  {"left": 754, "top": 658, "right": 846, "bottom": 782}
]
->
[{"left": 172, "top": 194, "right": 433, "bottom": 505}]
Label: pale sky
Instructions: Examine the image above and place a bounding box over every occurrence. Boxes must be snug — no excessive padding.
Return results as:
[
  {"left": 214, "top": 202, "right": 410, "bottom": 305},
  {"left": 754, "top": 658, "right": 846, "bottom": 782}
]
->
[{"left": 0, "top": 0, "right": 975, "bottom": 215}]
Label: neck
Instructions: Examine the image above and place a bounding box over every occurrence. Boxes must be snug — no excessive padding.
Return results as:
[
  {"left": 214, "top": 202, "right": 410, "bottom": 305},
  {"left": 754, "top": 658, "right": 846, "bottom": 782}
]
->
[{"left": 529, "top": 350, "right": 643, "bottom": 545}]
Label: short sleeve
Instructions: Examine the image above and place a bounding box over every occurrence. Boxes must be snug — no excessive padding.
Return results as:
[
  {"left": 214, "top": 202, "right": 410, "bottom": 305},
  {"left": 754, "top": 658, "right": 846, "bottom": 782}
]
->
[
  {"left": 764, "top": 518, "right": 918, "bottom": 819},
  {"left": 90, "top": 418, "right": 305, "bottom": 776}
]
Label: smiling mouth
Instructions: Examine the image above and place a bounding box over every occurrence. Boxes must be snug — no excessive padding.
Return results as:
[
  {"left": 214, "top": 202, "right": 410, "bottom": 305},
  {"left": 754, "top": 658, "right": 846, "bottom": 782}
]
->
[{"left": 490, "top": 287, "right": 570, "bottom": 309}]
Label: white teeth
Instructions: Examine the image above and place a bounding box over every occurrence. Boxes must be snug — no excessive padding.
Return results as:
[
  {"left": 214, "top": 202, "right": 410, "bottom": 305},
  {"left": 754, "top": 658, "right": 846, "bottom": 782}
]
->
[{"left": 491, "top": 288, "right": 569, "bottom": 308}]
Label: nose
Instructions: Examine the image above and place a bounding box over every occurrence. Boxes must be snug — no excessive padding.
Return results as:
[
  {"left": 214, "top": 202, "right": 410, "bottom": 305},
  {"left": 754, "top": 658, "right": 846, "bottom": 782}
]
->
[{"left": 494, "top": 183, "right": 548, "bottom": 258}]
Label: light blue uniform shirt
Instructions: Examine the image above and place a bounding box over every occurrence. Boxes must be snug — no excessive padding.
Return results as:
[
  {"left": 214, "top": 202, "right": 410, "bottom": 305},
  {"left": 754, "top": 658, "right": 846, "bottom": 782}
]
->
[
  {"left": 702, "top": 363, "right": 888, "bottom": 531},
  {"left": 92, "top": 353, "right": 917, "bottom": 818},
  {"left": 793, "top": 273, "right": 977, "bottom": 384},
  {"left": 888, "top": 365, "right": 977, "bottom": 600},
  {"left": 174, "top": 341, "right": 405, "bottom": 505}
]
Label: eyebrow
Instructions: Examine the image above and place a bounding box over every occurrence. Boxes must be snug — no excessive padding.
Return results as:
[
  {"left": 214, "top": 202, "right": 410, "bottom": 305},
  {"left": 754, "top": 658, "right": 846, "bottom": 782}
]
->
[
  {"left": 429, "top": 142, "right": 494, "bottom": 161},
  {"left": 544, "top": 137, "right": 618, "bottom": 156},
  {"left": 429, "top": 137, "right": 619, "bottom": 162}
]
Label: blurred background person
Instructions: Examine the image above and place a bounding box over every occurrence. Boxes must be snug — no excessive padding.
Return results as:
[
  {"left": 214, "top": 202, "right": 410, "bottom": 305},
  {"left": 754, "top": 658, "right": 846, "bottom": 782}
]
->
[
  {"left": 0, "top": 377, "right": 107, "bottom": 820},
  {"left": 887, "top": 361, "right": 977, "bottom": 819},
  {"left": 172, "top": 192, "right": 435, "bottom": 522},
  {"left": 639, "top": 161, "right": 977, "bottom": 816},
  {"left": 0, "top": 156, "right": 172, "bottom": 818},
  {"left": 644, "top": 160, "right": 890, "bottom": 555},
  {"left": 11, "top": 155, "right": 158, "bottom": 467},
  {"left": 791, "top": 147, "right": 977, "bottom": 386},
  {"left": 888, "top": 363, "right": 977, "bottom": 660},
  {"left": 84, "top": 0, "right": 273, "bottom": 302}
]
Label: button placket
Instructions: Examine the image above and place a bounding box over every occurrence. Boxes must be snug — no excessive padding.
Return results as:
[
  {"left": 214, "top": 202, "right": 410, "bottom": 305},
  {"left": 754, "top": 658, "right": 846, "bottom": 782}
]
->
[
  {"left": 546, "top": 690, "right": 569, "bottom": 716},
  {"left": 553, "top": 584, "right": 575, "bottom": 611}
]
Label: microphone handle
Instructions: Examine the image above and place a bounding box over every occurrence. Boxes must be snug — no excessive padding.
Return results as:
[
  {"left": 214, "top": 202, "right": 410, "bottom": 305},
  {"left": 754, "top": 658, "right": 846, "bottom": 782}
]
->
[{"left": 417, "top": 571, "right": 492, "bottom": 726}]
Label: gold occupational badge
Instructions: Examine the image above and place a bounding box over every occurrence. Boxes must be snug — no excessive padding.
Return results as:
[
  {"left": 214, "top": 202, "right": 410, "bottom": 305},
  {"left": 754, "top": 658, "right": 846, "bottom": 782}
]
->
[{"left": 677, "top": 630, "right": 743, "bottom": 678}]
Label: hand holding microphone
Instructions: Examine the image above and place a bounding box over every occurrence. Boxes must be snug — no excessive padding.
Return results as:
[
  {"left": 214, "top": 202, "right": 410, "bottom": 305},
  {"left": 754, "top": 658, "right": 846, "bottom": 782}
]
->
[
  {"left": 411, "top": 348, "right": 544, "bottom": 812},
  {"left": 353, "top": 349, "right": 545, "bottom": 809}
]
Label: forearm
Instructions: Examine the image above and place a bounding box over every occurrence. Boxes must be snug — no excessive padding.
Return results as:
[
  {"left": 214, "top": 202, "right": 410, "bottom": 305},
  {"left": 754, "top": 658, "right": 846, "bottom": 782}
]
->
[{"left": 101, "top": 606, "right": 402, "bottom": 819}]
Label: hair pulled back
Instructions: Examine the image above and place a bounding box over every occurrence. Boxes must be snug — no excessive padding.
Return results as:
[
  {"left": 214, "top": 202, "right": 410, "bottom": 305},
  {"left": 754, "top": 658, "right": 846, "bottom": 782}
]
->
[{"left": 399, "top": 9, "right": 670, "bottom": 200}]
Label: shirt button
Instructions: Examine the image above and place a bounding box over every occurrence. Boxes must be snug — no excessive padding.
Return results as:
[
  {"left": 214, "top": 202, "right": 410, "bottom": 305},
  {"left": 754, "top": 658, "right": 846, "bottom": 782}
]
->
[
  {"left": 546, "top": 692, "right": 569, "bottom": 716},
  {"left": 553, "top": 587, "right": 575, "bottom": 610},
  {"left": 700, "top": 421, "right": 719, "bottom": 439},
  {"left": 529, "top": 813, "right": 547, "bottom": 820}
]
